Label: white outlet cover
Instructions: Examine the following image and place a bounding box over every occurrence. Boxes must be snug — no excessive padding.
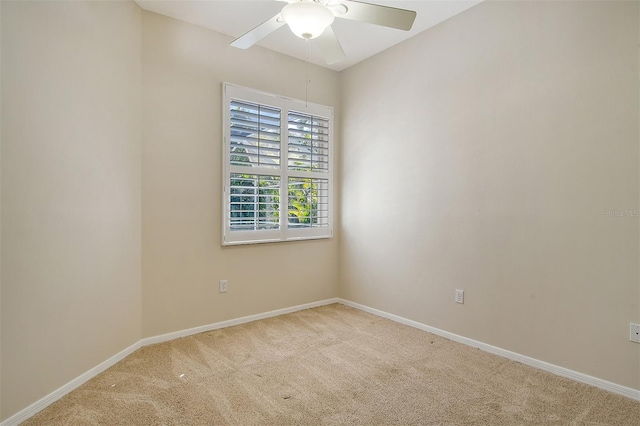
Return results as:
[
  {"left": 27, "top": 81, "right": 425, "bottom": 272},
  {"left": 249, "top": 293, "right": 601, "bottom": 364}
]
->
[
  {"left": 455, "top": 289, "right": 464, "bottom": 304},
  {"left": 630, "top": 323, "right": 640, "bottom": 343},
  {"left": 219, "top": 280, "right": 228, "bottom": 293}
]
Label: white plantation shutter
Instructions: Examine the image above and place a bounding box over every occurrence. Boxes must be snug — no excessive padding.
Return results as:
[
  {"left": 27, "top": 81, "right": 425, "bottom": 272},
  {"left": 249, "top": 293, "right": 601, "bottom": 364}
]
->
[
  {"left": 223, "top": 84, "right": 333, "bottom": 245},
  {"left": 286, "top": 111, "right": 330, "bottom": 231},
  {"left": 229, "top": 174, "right": 280, "bottom": 231},
  {"left": 287, "top": 177, "right": 329, "bottom": 229},
  {"left": 230, "top": 100, "right": 281, "bottom": 169},
  {"left": 287, "top": 111, "right": 330, "bottom": 172}
]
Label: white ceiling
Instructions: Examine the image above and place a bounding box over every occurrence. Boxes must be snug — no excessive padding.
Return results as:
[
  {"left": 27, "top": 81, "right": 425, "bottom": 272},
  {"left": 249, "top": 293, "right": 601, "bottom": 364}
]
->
[{"left": 136, "top": 0, "right": 482, "bottom": 71}]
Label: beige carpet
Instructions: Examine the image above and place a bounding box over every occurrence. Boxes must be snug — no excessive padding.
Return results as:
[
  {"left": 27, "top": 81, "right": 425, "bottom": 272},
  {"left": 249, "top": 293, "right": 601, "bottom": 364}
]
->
[{"left": 24, "top": 304, "right": 640, "bottom": 425}]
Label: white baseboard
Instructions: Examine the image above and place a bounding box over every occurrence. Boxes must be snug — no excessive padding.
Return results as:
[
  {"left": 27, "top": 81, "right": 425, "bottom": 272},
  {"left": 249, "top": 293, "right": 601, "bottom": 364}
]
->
[
  {"left": 139, "top": 298, "right": 340, "bottom": 347},
  {"left": 0, "top": 297, "right": 339, "bottom": 426},
  {"left": 4, "top": 296, "right": 637, "bottom": 425},
  {"left": 0, "top": 340, "right": 142, "bottom": 426},
  {"left": 337, "top": 298, "right": 640, "bottom": 402}
]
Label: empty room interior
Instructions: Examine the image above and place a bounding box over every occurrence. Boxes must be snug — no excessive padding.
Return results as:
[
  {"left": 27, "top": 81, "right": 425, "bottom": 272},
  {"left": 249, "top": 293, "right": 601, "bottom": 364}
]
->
[{"left": 1, "top": 0, "right": 639, "bottom": 424}]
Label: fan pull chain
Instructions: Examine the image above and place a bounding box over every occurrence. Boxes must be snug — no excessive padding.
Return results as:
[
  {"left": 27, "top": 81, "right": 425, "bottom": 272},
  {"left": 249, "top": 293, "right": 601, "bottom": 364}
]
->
[{"left": 305, "top": 38, "right": 310, "bottom": 107}]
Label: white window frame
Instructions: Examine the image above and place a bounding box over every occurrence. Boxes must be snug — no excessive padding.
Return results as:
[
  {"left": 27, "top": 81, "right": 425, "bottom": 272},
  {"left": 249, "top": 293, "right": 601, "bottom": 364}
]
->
[{"left": 222, "top": 83, "right": 334, "bottom": 245}]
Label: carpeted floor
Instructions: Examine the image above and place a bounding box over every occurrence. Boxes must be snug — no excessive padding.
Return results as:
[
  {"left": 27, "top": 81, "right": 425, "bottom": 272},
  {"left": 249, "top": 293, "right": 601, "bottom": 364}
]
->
[{"left": 24, "top": 304, "right": 640, "bottom": 425}]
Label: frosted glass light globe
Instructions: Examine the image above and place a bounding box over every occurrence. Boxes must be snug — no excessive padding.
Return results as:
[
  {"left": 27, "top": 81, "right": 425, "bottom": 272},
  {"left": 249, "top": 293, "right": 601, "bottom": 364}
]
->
[{"left": 281, "top": 1, "right": 335, "bottom": 40}]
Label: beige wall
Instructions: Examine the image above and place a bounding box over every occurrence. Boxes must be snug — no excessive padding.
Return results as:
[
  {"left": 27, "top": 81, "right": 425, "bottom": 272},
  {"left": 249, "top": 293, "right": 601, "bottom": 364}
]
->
[
  {"left": 0, "top": 1, "right": 142, "bottom": 420},
  {"left": 1, "top": 0, "right": 638, "bottom": 421},
  {"left": 339, "top": 0, "right": 640, "bottom": 390},
  {"left": 141, "top": 11, "right": 340, "bottom": 338}
]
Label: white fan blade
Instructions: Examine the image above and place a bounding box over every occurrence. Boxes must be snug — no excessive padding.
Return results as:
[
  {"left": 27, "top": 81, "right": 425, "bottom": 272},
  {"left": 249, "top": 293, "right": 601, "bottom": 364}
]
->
[
  {"left": 230, "top": 14, "right": 285, "bottom": 49},
  {"left": 336, "top": 1, "right": 416, "bottom": 31},
  {"left": 316, "top": 26, "right": 346, "bottom": 65}
]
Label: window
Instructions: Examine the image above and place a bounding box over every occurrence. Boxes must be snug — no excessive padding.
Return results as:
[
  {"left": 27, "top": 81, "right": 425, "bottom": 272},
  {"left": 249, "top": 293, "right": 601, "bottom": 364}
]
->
[{"left": 222, "top": 83, "right": 333, "bottom": 245}]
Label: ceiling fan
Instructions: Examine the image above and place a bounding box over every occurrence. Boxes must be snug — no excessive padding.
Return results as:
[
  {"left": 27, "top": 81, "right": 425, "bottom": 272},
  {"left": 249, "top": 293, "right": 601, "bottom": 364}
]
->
[{"left": 230, "top": 0, "right": 417, "bottom": 65}]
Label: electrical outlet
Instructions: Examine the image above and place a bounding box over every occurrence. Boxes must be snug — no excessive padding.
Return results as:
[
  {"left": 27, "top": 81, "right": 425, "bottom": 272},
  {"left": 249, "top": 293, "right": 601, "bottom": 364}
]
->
[
  {"left": 630, "top": 323, "right": 640, "bottom": 343},
  {"left": 219, "top": 280, "right": 228, "bottom": 293},
  {"left": 455, "top": 289, "right": 464, "bottom": 304}
]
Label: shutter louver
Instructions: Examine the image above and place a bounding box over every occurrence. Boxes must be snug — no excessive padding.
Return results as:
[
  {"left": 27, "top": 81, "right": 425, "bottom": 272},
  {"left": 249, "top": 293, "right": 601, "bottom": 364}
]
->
[
  {"left": 287, "top": 111, "right": 329, "bottom": 172},
  {"left": 288, "top": 178, "right": 329, "bottom": 228},
  {"left": 230, "top": 100, "right": 281, "bottom": 169},
  {"left": 229, "top": 174, "right": 280, "bottom": 231}
]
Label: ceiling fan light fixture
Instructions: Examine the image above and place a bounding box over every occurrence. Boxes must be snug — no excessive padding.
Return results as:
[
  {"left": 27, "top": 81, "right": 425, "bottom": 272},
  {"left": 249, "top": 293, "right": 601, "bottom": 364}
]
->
[{"left": 281, "top": 1, "right": 335, "bottom": 40}]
